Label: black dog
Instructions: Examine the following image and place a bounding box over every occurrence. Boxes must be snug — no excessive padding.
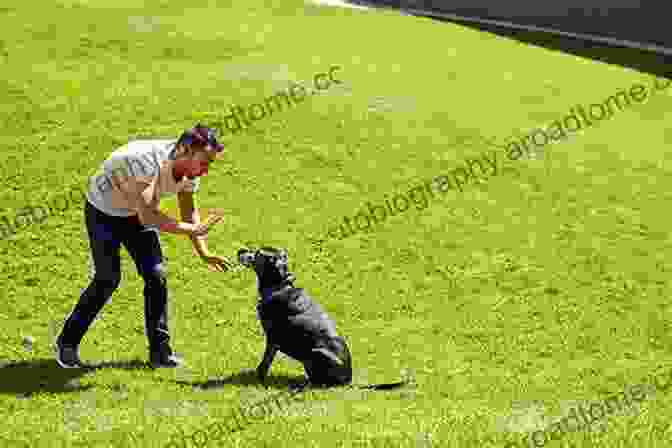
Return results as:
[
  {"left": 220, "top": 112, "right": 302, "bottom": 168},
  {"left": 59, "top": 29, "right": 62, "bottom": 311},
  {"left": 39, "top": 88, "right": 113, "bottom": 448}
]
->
[{"left": 237, "top": 247, "right": 353, "bottom": 387}]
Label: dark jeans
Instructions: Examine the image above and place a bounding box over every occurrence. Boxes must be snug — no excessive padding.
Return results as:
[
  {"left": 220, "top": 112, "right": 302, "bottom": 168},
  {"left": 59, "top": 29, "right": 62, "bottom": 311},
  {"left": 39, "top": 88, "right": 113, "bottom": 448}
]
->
[{"left": 58, "top": 200, "right": 170, "bottom": 351}]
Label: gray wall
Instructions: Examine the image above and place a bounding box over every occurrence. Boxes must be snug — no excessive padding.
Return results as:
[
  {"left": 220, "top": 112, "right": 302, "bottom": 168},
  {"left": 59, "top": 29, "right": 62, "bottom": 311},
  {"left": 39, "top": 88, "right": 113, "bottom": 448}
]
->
[{"left": 359, "top": 0, "right": 669, "bottom": 54}]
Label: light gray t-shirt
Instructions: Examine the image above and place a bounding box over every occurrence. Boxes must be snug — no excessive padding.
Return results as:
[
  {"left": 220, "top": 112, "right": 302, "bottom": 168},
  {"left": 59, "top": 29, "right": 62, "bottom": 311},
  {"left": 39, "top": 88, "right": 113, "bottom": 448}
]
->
[{"left": 86, "top": 139, "right": 201, "bottom": 217}]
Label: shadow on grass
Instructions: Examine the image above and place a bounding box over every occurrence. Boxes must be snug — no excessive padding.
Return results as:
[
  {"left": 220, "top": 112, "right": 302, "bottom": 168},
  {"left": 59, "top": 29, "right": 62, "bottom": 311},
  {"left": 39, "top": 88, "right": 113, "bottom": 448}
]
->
[
  {"left": 88, "top": 359, "right": 151, "bottom": 370},
  {"left": 173, "top": 369, "right": 306, "bottom": 391},
  {"left": 0, "top": 358, "right": 150, "bottom": 396}
]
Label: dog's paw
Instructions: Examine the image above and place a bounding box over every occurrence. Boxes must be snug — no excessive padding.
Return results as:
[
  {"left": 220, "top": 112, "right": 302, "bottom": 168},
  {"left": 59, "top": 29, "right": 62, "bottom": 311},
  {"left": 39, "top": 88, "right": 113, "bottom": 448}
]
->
[
  {"left": 288, "top": 379, "right": 310, "bottom": 393},
  {"left": 256, "top": 367, "right": 268, "bottom": 383},
  {"left": 312, "top": 348, "right": 343, "bottom": 366}
]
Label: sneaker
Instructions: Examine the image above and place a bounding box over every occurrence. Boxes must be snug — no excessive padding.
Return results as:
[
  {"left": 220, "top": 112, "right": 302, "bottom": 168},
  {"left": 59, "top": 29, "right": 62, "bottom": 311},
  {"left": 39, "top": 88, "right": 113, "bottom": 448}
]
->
[
  {"left": 149, "top": 345, "right": 185, "bottom": 368},
  {"left": 55, "top": 339, "right": 83, "bottom": 369}
]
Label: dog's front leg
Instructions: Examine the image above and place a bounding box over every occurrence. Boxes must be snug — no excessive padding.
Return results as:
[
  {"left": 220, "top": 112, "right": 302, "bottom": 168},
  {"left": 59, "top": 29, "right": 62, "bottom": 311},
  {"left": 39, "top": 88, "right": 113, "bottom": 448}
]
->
[{"left": 257, "top": 339, "right": 278, "bottom": 383}]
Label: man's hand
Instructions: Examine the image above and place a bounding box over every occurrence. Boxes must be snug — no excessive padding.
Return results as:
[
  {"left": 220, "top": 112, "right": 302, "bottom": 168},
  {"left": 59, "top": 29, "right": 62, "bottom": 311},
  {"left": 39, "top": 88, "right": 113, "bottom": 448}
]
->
[
  {"left": 189, "top": 211, "right": 225, "bottom": 238},
  {"left": 201, "top": 254, "right": 235, "bottom": 272}
]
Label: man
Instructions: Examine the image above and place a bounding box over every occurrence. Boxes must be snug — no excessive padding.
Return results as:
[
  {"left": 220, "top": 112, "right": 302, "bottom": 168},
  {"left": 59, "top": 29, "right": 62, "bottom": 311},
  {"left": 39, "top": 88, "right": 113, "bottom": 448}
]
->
[{"left": 55, "top": 124, "right": 233, "bottom": 368}]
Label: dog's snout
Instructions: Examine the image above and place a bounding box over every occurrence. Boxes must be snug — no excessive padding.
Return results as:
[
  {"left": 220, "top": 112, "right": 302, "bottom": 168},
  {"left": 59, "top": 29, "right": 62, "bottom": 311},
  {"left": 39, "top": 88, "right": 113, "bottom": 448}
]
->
[{"left": 238, "top": 248, "right": 256, "bottom": 266}]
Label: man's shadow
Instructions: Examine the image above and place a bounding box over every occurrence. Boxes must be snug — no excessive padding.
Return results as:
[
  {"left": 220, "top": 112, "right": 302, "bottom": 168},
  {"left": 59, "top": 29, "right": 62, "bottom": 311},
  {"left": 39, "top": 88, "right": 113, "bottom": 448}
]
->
[
  {"left": 171, "top": 369, "right": 306, "bottom": 391},
  {"left": 0, "top": 358, "right": 150, "bottom": 397}
]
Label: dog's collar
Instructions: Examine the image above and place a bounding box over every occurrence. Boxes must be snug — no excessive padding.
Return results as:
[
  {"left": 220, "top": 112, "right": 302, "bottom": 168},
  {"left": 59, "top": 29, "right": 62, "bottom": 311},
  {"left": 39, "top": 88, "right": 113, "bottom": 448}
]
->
[{"left": 258, "top": 277, "right": 296, "bottom": 302}]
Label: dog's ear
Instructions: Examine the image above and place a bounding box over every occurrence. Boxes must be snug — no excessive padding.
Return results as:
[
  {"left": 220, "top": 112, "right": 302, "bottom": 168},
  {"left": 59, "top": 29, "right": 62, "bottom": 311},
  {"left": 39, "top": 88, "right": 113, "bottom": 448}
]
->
[{"left": 275, "top": 250, "right": 289, "bottom": 269}]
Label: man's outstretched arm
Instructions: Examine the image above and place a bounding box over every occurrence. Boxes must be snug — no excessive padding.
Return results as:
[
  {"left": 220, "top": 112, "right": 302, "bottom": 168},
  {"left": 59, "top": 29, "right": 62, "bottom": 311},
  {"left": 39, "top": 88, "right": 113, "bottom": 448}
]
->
[
  {"left": 125, "top": 178, "right": 215, "bottom": 237},
  {"left": 177, "top": 191, "right": 233, "bottom": 271},
  {"left": 177, "top": 191, "right": 210, "bottom": 256}
]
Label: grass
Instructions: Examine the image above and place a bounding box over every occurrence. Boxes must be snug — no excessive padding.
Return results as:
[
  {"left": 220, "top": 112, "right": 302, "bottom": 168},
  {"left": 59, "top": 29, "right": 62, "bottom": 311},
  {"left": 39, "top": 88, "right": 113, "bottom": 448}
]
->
[{"left": 1, "top": 0, "right": 671, "bottom": 446}]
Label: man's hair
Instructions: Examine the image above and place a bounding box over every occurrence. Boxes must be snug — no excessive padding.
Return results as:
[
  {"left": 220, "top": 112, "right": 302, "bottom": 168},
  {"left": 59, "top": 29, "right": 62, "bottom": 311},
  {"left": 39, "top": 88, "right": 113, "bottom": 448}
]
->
[{"left": 177, "top": 124, "right": 225, "bottom": 152}]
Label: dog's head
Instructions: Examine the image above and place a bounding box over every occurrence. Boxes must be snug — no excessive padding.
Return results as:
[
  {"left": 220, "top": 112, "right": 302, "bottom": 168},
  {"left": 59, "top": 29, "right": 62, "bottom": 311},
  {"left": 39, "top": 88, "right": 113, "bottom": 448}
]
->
[{"left": 237, "top": 246, "right": 295, "bottom": 291}]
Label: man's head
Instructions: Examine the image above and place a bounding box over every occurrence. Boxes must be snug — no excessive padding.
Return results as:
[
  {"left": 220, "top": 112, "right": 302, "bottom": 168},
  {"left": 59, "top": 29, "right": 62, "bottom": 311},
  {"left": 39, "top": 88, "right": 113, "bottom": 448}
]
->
[
  {"left": 173, "top": 124, "right": 224, "bottom": 178},
  {"left": 237, "top": 246, "right": 295, "bottom": 291}
]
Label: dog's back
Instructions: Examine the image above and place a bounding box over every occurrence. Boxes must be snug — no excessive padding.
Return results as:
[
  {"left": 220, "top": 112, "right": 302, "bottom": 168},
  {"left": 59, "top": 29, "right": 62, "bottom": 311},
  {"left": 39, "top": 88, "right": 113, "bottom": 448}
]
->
[{"left": 257, "top": 286, "right": 340, "bottom": 361}]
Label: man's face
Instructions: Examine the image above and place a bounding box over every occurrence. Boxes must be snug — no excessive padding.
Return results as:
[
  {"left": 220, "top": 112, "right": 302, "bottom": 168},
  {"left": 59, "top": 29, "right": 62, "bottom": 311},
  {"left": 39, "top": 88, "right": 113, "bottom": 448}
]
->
[{"left": 178, "top": 145, "right": 219, "bottom": 178}]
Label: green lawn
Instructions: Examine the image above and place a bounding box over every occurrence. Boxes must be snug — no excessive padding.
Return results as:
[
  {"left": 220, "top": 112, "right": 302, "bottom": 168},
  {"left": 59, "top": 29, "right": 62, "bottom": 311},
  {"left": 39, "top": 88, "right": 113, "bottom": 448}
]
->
[{"left": 1, "top": 0, "right": 672, "bottom": 447}]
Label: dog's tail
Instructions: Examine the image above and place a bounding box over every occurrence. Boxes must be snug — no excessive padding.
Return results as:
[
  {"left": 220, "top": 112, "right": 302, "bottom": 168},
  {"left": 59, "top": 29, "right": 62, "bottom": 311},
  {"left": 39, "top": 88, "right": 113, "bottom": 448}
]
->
[{"left": 356, "top": 380, "right": 409, "bottom": 390}]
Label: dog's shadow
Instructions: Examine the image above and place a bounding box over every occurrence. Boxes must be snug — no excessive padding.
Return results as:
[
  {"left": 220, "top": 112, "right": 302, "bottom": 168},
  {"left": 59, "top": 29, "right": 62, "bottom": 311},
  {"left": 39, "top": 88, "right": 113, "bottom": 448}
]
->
[
  {"left": 0, "top": 358, "right": 150, "bottom": 396},
  {"left": 172, "top": 369, "right": 306, "bottom": 391}
]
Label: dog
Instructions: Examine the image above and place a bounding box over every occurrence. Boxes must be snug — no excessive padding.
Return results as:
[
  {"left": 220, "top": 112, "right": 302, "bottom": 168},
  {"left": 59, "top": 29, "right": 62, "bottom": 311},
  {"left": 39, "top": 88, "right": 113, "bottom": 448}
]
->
[{"left": 237, "top": 246, "right": 353, "bottom": 388}]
